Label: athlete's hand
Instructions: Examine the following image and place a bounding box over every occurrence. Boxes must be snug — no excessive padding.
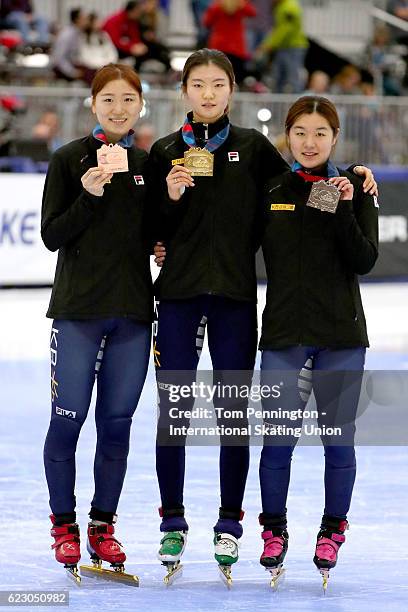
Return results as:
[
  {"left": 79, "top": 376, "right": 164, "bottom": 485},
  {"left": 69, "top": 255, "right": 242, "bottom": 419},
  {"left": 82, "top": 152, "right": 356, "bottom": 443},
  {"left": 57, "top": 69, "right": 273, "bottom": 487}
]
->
[
  {"left": 328, "top": 176, "right": 354, "bottom": 200},
  {"left": 154, "top": 241, "right": 166, "bottom": 267},
  {"left": 353, "top": 165, "right": 378, "bottom": 195},
  {"left": 166, "top": 165, "right": 194, "bottom": 201},
  {"left": 81, "top": 167, "right": 113, "bottom": 197}
]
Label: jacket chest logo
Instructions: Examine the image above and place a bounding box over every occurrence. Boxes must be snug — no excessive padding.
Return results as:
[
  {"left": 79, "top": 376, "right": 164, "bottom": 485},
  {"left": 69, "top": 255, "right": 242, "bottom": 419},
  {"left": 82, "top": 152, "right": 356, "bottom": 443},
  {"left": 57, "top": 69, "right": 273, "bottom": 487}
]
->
[
  {"left": 270, "top": 204, "right": 296, "bottom": 211},
  {"left": 134, "top": 175, "right": 144, "bottom": 185},
  {"left": 228, "top": 151, "right": 239, "bottom": 162}
]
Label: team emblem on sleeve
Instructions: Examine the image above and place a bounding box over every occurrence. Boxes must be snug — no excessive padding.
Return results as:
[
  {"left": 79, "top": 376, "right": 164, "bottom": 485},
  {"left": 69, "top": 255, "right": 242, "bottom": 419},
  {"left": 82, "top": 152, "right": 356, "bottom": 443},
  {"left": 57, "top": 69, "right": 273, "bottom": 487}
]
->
[
  {"left": 134, "top": 175, "right": 145, "bottom": 185},
  {"left": 228, "top": 152, "right": 239, "bottom": 162}
]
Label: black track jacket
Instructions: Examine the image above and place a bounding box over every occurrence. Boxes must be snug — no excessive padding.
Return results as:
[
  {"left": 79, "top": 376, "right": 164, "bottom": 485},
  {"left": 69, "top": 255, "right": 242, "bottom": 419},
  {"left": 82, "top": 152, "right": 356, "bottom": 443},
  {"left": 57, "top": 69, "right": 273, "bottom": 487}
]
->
[
  {"left": 148, "top": 120, "right": 289, "bottom": 302},
  {"left": 41, "top": 134, "right": 153, "bottom": 321},
  {"left": 260, "top": 169, "right": 379, "bottom": 349}
]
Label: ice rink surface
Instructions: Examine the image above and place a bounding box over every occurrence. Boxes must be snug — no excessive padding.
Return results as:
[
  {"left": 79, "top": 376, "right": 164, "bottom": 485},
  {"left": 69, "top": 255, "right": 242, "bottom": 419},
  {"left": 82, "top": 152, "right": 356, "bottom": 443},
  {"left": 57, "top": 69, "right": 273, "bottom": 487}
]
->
[{"left": 1, "top": 285, "right": 407, "bottom": 611}]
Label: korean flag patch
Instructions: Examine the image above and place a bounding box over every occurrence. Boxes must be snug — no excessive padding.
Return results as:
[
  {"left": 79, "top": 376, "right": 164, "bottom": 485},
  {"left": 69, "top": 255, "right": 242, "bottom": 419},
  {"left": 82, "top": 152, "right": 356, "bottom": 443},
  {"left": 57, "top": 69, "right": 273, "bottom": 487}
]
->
[
  {"left": 134, "top": 175, "right": 144, "bottom": 185},
  {"left": 228, "top": 151, "right": 239, "bottom": 162}
]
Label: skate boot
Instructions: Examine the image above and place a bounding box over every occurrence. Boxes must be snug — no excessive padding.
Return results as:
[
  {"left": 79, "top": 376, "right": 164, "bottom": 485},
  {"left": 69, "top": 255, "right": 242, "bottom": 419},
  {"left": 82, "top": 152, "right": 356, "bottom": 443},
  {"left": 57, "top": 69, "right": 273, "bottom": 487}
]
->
[
  {"left": 157, "top": 506, "right": 188, "bottom": 585},
  {"left": 158, "top": 531, "right": 187, "bottom": 585},
  {"left": 214, "top": 533, "right": 239, "bottom": 587},
  {"left": 313, "top": 516, "right": 349, "bottom": 592},
  {"left": 50, "top": 514, "right": 81, "bottom": 585},
  {"left": 260, "top": 528, "right": 288, "bottom": 589},
  {"left": 79, "top": 515, "right": 139, "bottom": 586}
]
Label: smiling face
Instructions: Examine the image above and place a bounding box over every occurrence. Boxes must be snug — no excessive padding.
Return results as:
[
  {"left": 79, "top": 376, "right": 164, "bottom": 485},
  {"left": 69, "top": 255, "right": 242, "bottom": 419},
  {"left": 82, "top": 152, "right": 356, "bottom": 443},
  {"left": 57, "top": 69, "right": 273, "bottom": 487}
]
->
[
  {"left": 184, "top": 63, "right": 233, "bottom": 123},
  {"left": 91, "top": 78, "right": 142, "bottom": 143},
  {"left": 287, "top": 112, "right": 338, "bottom": 171}
]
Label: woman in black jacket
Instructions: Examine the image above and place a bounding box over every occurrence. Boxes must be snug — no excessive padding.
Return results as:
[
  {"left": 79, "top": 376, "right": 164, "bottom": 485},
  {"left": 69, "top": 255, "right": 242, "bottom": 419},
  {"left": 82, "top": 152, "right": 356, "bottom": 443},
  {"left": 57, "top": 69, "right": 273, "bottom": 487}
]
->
[
  {"left": 258, "top": 96, "right": 378, "bottom": 590},
  {"left": 41, "top": 63, "right": 152, "bottom": 583},
  {"left": 149, "top": 48, "right": 377, "bottom": 582}
]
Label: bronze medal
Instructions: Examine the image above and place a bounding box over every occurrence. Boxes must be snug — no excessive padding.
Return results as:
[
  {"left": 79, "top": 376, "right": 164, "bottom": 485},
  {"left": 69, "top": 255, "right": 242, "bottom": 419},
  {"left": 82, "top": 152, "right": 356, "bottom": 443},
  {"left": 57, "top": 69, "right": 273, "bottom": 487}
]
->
[
  {"left": 97, "top": 143, "right": 128, "bottom": 173},
  {"left": 306, "top": 180, "right": 340, "bottom": 213},
  {"left": 184, "top": 147, "right": 214, "bottom": 177}
]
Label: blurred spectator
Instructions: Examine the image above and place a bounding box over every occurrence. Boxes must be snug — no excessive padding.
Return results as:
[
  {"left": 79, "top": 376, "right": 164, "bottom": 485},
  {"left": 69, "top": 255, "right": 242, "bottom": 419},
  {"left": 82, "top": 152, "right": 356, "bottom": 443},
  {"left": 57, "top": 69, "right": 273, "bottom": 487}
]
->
[
  {"left": 304, "top": 70, "right": 330, "bottom": 94},
  {"left": 204, "top": 1, "right": 256, "bottom": 84},
  {"left": 0, "top": 0, "right": 49, "bottom": 46},
  {"left": 256, "top": 0, "right": 308, "bottom": 93},
  {"left": 330, "top": 65, "right": 361, "bottom": 95},
  {"left": 190, "top": 0, "right": 212, "bottom": 48},
  {"left": 31, "top": 110, "right": 62, "bottom": 152},
  {"left": 364, "top": 24, "right": 403, "bottom": 95},
  {"left": 245, "top": 0, "right": 273, "bottom": 54},
  {"left": 387, "top": 0, "right": 408, "bottom": 43},
  {"left": 51, "top": 8, "right": 88, "bottom": 82},
  {"left": 134, "top": 121, "right": 155, "bottom": 151},
  {"left": 78, "top": 13, "right": 118, "bottom": 75},
  {"left": 138, "top": 0, "right": 171, "bottom": 70},
  {"left": 103, "top": 1, "right": 171, "bottom": 73}
]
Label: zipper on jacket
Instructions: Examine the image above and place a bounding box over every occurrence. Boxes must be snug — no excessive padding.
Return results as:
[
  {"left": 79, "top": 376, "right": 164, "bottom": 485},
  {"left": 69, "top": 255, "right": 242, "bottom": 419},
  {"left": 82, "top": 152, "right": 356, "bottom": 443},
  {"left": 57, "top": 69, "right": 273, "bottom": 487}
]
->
[{"left": 204, "top": 124, "right": 209, "bottom": 141}]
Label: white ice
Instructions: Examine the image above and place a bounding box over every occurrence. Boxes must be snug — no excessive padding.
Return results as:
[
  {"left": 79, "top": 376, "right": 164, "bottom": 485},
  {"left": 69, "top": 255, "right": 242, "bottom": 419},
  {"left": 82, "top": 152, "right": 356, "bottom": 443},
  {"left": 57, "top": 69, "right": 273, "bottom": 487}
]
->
[{"left": 0, "top": 285, "right": 407, "bottom": 611}]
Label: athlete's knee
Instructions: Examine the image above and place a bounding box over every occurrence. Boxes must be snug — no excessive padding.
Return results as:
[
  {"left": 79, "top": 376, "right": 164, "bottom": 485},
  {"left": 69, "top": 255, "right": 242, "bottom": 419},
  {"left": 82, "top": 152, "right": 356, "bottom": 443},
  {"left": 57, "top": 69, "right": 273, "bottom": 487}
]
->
[
  {"left": 44, "top": 417, "right": 83, "bottom": 461},
  {"left": 260, "top": 445, "right": 294, "bottom": 470},
  {"left": 324, "top": 445, "right": 356, "bottom": 468},
  {"left": 96, "top": 416, "right": 132, "bottom": 460}
]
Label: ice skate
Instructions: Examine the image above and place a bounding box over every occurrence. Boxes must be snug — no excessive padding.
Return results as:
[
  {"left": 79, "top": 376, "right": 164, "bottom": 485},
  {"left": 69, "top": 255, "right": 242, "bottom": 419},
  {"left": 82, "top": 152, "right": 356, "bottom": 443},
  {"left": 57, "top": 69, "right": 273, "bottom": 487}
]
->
[
  {"left": 79, "top": 522, "right": 139, "bottom": 586},
  {"left": 313, "top": 518, "right": 348, "bottom": 593},
  {"left": 158, "top": 531, "right": 187, "bottom": 585},
  {"left": 214, "top": 533, "right": 239, "bottom": 588},
  {"left": 50, "top": 514, "right": 81, "bottom": 585},
  {"left": 260, "top": 528, "right": 288, "bottom": 590}
]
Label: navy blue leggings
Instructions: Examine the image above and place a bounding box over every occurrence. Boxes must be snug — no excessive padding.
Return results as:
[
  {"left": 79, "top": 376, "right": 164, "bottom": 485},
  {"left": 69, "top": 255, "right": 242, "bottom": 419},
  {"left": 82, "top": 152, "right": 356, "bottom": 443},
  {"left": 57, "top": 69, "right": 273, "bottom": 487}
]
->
[
  {"left": 260, "top": 346, "right": 366, "bottom": 520},
  {"left": 155, "top": 295, "right": 257, "bottom": 537},
  {"left": 44, "top": 318, "right": 151, "bottom": 516}
]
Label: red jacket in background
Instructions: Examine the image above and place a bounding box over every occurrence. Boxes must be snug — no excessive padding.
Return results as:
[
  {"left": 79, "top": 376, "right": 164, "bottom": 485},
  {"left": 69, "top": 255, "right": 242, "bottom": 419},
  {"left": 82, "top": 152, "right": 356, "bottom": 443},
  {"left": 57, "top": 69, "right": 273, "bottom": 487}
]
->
[
  {"left": 204, "top": 2, "right": 256, "bottom": 59},
  {"left": 102, "top": 10, "right": 142, "bottom": 55}
]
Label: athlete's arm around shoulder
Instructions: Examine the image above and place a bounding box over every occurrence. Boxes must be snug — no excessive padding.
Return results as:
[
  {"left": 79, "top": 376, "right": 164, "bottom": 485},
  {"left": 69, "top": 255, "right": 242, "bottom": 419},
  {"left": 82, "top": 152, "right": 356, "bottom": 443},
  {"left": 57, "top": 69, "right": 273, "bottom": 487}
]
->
[{"left": 249, "top": 128, "right": 290, "bottom": 183}]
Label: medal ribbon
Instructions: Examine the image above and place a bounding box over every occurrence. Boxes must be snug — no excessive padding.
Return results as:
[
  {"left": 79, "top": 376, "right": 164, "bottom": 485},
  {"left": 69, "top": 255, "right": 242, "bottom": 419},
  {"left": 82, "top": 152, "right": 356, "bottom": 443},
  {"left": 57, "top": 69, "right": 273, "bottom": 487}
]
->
[
  {"left": 291, "top": 160, "right": 340, "bottom": 182},
  {"left": 182, "top": 116, "right": 230, "bottom": 152},
  {"left": 93, "top": 123, "right": 134, "bottom": 148}
]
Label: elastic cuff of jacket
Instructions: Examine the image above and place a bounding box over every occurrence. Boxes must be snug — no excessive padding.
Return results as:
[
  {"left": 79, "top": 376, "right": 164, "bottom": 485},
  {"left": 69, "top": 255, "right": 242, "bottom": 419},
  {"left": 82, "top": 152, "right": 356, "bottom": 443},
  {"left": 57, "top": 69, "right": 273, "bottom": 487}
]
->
[
  {"left": 89, "top": 507, "right": 117, "bottom": 524},
  {"left": 158, "top": 505, "right": 185, "bottom": 518},
  {"left": 219, "top": 507, "right": 245, "bottom": 521},
  {"left": 258, "top": 512, "right": 287, "bottom": 529},
  {"left": 53, "top": 512, "right": 76, "bottom": 526}
]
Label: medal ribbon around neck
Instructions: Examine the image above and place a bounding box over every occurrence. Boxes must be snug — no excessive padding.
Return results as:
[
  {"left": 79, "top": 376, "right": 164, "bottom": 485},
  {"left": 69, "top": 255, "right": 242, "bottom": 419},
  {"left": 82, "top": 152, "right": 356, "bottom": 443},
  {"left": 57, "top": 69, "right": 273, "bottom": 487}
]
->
[
  {"left": 291, "top": 160, "right": 340, "bottom": 182},
  {"left": 182, "top": 117, "right": 230, "bottom": 153},
  {"left": 93, "top": 123, "right": 134, "bottom": 148}
]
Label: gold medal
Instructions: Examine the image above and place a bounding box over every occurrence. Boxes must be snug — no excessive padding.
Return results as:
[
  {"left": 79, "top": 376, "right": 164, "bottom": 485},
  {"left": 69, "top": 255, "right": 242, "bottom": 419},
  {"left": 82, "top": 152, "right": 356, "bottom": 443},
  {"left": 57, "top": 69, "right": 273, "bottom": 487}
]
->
[
  {"left": 184, "top": 147, "right": 214, "bottom": 177},
  {"left": 306, "top": 180, "right": 340, "bottom": 214},
  {"left": 97, "top": 143, "right": 128, "bottom": 173}
]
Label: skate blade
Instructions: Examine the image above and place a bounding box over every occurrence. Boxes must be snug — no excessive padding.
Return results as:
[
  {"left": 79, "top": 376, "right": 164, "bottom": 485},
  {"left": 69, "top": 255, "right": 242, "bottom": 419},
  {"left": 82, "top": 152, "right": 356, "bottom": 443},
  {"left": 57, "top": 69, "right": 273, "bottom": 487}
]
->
[
  {"left": 218, "top": 564, "right": 232, "bottom": 588},
  {"left": 319, "top": 569, "right": 330, "bottom": 594},
  {"left": 65, "top": 565, "right": 81, "bottom": 586},
  {"left": 79, "top": 563, "right": 139, "bottom": 586},
  {"left": 162, "top": 561, "right": 183, "bottom": 586},
  {"left": 268, "top": 566, "right": 286, "bottom": 590}
]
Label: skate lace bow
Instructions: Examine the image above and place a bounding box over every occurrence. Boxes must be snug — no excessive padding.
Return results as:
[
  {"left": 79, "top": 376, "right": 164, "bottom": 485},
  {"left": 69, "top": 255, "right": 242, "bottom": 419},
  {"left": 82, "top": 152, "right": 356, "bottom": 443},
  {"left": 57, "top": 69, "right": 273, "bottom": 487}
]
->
[{"left": 218, "top": 537, "right": 236, "bottom": 551}]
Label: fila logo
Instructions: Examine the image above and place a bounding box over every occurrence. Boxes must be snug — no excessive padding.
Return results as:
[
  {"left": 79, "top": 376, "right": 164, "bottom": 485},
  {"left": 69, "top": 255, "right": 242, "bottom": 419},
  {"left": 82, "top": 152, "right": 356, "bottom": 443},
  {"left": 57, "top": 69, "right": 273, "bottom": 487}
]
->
[
  {"left": 228, "top": 151, "right": 239, "bottom": 162},
  {"left": 134, "top": 175, "right": 144, "bottom": 185},
  {"left": 56, "top": 406, "right": 77, "bottom": 419}
]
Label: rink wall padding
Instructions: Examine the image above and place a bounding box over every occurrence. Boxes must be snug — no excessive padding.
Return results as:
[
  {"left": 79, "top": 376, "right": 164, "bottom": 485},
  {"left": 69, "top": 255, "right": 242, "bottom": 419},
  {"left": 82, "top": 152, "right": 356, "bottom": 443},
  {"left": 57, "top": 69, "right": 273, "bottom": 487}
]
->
[{"left": 0, "top": 168, "right": 407, "bottom": 286}]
